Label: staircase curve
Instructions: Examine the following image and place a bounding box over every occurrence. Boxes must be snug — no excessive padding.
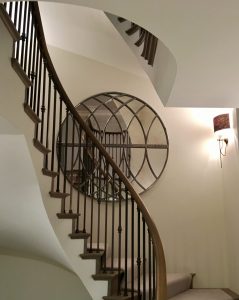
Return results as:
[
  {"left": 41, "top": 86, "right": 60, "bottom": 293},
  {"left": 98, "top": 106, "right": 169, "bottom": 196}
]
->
[
  {"left": 106, "top": 14, "right": 177, "bottom": 106},
  {"left": 0, "top": 2, "right": 167, "bottom": 300}
]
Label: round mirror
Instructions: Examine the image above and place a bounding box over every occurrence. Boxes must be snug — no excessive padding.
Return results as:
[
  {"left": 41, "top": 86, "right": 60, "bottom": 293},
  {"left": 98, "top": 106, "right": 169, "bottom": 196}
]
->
[{"left": 57, "top": 92, "right": 169, "bottom": 200}]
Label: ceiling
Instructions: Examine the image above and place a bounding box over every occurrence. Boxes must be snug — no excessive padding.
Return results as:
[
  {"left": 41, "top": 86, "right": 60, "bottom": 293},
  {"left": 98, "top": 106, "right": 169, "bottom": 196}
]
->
[
  {"left": 39, "top": 2, "right": 146, "bottom": 78},
  {"left": 40, "top": 0, "right": 239, "bottom": 108}
]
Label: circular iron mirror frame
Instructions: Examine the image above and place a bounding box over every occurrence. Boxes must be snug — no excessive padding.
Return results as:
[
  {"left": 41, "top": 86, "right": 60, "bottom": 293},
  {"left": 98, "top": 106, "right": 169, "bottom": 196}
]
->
[{"left": 57, "top": 92, "right": 169, "bottom": 200}]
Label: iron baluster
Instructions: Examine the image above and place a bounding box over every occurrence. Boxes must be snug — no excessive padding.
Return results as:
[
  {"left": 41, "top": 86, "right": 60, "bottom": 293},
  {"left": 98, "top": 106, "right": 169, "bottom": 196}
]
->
[
  {"left": 148, "top": 229, "right": 152, "bottom": 300},
  {"left": 137, "top": 207, "right": 141, "bottom": 299},
  {"left": 56, "top": 97, "right": 63, "bottom": 192},
  {"left": 143, "top": 217, "right": 146, "bottom": 300},
  {"left": 69, "top": 116, "right": 75, "bottom": 213},
  {"left": 44, "top": 74, "right": 52, "bottom": 169},
  {"left": 111, "top": 170, "right": 115, "bottom": 271},
  {"left": 89, "top": 140, "right": 95, "bottom": 252},
  {"left": 117, "top": 178, "right": 122, "bottom": 295},
  {"left": 76, "top": 126, "right": 82, "bottom": 233},
  {"left": 50, "top": 87, "right": 57, "bottom": 174},
  {"left": 131, "top": 198, "right": 135, "bottom": 299},
  {"left": 33, "top": 44, "right": 40, "bottom": 113},
  {"left": 97, "top": 151, "right": 102, "bottom": 252},
  {"left": 40, "top": 59, "right": 46, "bottom": 144},
  {"left": 62, "top": 108, "right": 69, "bottom": 213},
  {"left": 124, "top": 187, "right": 129, "bottom": 296}
]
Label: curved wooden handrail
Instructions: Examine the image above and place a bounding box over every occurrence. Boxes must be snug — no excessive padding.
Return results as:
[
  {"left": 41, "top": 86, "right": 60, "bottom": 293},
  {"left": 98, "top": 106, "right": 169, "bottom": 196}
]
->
[
  {"left": 31, "top": 4, "right": 167, "bottom": 299},
  {"left": 5, "top": 2, "right": 167, "bottom": 299}
]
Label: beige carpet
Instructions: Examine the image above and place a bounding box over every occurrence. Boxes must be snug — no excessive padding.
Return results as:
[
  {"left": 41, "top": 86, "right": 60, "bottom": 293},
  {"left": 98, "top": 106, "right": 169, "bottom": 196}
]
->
[{"left": 170, "top": 289, "right": 237, "bottom": 300}]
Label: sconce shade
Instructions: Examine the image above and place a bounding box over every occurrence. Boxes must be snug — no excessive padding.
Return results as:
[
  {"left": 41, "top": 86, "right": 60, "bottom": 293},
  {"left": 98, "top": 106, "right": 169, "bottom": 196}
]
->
[{"left": 213, "top": 114, "right": 230, "bottom": 133}]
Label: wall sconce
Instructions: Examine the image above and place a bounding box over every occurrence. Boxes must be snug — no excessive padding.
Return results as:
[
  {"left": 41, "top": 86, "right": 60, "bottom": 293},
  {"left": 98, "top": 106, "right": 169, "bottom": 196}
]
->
[{"left": 213, "top": 113, "right": 230, "bottom": 168}]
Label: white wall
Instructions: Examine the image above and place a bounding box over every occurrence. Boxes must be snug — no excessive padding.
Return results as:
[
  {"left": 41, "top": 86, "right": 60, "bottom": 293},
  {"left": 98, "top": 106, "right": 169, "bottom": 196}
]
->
[
  {"left": 221, "top": 110, "right": 239, "bottom": 294},
  {"left": 0, "top": 253, "right": 91, "bottom": 300},
  {"left": 48, "top": 45, "right": 230, "bottom": 288}
]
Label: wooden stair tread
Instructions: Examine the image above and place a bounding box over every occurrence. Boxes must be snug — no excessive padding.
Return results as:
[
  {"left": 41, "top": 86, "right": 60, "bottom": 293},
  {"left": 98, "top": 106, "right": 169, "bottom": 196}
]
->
[
  {"left": 92, "top": 270, "right": 123, "bottom": 281},
  {"left": 0, "top": 4, "right": 20, "bottom": 41},
  {"left": 69, "top": 232, "right": 90, "bottom": 239},
  {"left": 42, "top": 168, "right": 59, "bottom": 178},
  {"left": 103, "top": 294, "right": 138, "bottom": 300},
  {"left": 167, "top": 273, "right": 193, "bottom": 299},
  {"left": 56, "top": 212, "right": 80, "bottom": 219},
  {"left": 49, "top": 191, "right": 69, "bottom": 199},
  {"left": 103, "top": 297, "right": 132, "bottom": 300},
  {"left": 11, "top": 58, "right": 31, "bottom": 87},
  {"left": 23, "top": 103, "right": 41, "bottom": 124},
  {"left": 117, "top": 17, "right": 126, "bottom": 23},
  {"left": 33, "top": 139, "right": 51, "bottom": 155},
  {"left": 80, "top": 250, "right": 105, "bottom": 260}
]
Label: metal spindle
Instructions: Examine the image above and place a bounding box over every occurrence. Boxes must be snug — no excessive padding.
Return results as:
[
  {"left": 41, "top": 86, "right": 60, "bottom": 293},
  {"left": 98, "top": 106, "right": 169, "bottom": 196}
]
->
[
  {"left": 103, "top": 161, "right": 109, "bottom": 272},
  {"left": 56, "top": 97, "right": 63, "bottom": 192},
  {"left": 69, "top": 116, "right": 75, "bottom": 213},
  {"left": 35, "top": 52, "right": 43, "bottom": 140},
  {"left": 33, "top": 45, "right": 40, "bottom": 112},
  {"left": 62, "top": 108, "right": 69, "bottom": 213},
  {"left": 15, "top": 1, "right": 23, "bottom": 61},
  {"left": 40, "top": 59, "right": 46, "bottom": 144},
  {"left": 27, "top": 14, "right": 34, "bottom": 78},
  {"left": 117, "top": 179, "right": 122, "bottom": 295},
  {"left": 23, "top": 4, "right": 31, "bottom": 73},
  {"left": 50, "top": 87, "right": 57, "bottom": 173},
  {"left": 9, "top": 2, "right": 13, "bottom": 18},
  {"left": 148, "top": 230, "right": 152, "bottom": 300},
  {"left": 128, "top": 133, "right": 131, "bottom": 178},
  {"left": 76, "top": 126, "right": 82, "bottom": 232},
  {"left": 119, "top": 133, "right": 121, "bottom": 168},
  {"left": 124, "top": 187, "right": 128, "bottom": 296},
  {"left": 153, "top": 246, "right": 156, "bottom": 300},
  {"left": 111, "top": 170, "right": 115, "bottom": 270},
  {"left": 45, "top": 74, "right": 52, "bottom": 169},
  {"left": 112, "top": 133, "right": 114, "bottom": 159},
  {"left": 20, "top": 1, "right": 28, "bottom": 67},
  {"left": 13, "top": 1, "right": 18, "bottom": 28},
  {"left": 143, "top": 217, "right": 146, "bottom": 300},
  {"left": 82, "top": 134, "right": 87, "bottom": 234},
  {"left": 97, "top": 152, "right": 102, "bottom": 252},
  {"left": 89, "top": 141, "right": 95, "bottom": 251},
  {"left": 131, "top": 198, "right": 135, "bottom": 299},
  {"left": 137, "top": 207, "right": 141, "bottom": 298},
  {"left": 29, "top": 28, "right": 36, "bottom": 108}
]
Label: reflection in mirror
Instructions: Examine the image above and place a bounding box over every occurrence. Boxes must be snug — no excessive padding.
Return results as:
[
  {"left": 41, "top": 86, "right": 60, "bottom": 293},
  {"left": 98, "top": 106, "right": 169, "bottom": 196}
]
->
[{"left": 57, "top": 92, "right": 169, "bottom": 201}]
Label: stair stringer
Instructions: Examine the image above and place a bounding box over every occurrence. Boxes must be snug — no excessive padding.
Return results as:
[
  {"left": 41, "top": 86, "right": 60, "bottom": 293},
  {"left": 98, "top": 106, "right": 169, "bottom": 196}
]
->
[
  {"left": 0, "top": 13, "right": 108, "bottom": 300},
  {"left": 106, "top": 13, "right": 177, "bottom": 106}
]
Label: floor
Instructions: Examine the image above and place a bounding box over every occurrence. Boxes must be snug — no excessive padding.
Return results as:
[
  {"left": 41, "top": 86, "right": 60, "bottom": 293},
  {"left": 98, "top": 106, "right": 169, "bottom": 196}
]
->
[{"left": 170, "top": 289, "right": 239, "bottom": 300}]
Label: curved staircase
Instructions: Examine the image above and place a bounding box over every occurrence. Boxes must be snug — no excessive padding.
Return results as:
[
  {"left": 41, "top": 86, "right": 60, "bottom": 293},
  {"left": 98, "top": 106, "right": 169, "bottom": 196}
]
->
[{"left": 0, "top": 2, "right": 239, "bottom": 300}]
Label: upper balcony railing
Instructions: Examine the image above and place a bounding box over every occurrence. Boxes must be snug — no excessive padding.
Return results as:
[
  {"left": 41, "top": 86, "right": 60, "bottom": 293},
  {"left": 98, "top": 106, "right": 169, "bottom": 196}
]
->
[{"left": 118, "top": 17, "right": 158, "bottom": 66}]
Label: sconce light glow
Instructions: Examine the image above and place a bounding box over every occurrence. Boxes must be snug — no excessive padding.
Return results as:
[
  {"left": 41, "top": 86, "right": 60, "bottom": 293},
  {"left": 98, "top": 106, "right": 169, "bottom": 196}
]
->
[{"left": 213, "top": 113, "right": 230, "bottom": 168}]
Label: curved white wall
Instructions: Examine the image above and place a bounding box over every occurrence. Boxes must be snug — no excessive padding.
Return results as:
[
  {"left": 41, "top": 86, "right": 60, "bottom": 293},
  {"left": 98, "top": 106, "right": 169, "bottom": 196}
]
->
[{"left": 0, "top": 254, "right": 91, "bottom": 300}]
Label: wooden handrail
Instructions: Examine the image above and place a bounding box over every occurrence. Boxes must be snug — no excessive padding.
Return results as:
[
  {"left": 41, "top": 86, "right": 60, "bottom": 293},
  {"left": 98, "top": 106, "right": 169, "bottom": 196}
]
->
[{"left": 4, "top": 2, "right": 167, "bottom": 299}]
